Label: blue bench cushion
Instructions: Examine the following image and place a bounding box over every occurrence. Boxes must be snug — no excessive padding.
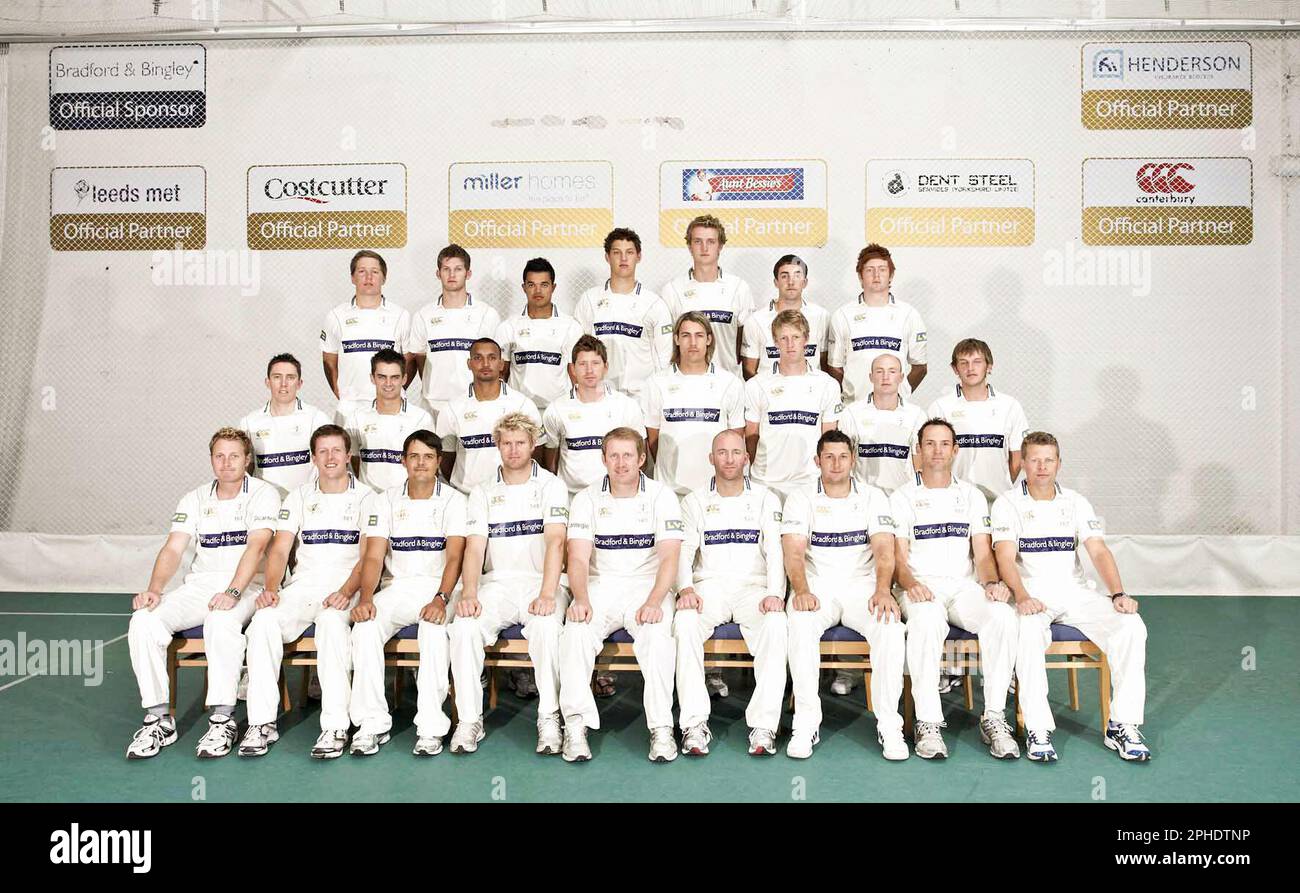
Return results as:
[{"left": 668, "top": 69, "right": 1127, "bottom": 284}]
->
[{"left": 1050, "top": 623, "right": 1087, "bottom": 642}]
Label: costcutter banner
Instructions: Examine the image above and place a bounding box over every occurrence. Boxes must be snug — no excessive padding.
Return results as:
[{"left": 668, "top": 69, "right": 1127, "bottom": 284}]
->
[
  {"left": 866, "top": 159, "right": 1035, "bottom": 246},
  {"left": 49, "top": 44, "right": 206, "bottom": 130},
  {"left": 50, "top": 166, "right": 206, "bottom": 250},
  {"left": 1082, "top": 40, "right": 1252, "bottom": 130},
  {"left": 659, "top": 160, "right": 828, "bottom": 247},
  {"left": 247, "top": 163, "right": 407, "bottom": 250},
  {"left": 448, "top": 161, "right": 613, "bottom": 248}
]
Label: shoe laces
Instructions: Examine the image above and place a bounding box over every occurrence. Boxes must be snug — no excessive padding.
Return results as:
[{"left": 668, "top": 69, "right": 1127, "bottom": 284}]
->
[
  {"left": 982, "top": 715, "right": 1014, "bottom": 739},
  {"left": 1027, "top": 729, "right": 1053, "bottom": 747},
  {"left": 914, "top": 720, "right": 945, "bottom": 738},
  {"left": 1112, "top": 723, "right": 1146, "bottom": 745}
]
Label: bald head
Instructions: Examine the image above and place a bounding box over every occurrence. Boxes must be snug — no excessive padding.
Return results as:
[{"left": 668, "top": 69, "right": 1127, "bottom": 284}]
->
[
  {"left": 709, "top": 428, "right": 748, "bottom": 483},
  {"left": 870, "top": 352, "right": 904, "bottom": 397}
]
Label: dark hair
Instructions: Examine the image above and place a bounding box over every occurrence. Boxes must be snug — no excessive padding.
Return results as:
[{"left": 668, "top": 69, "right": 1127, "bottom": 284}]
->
[
  {"left": 403, "top": 429, "right": 441, "bottom": 456},
  {"left": 311, "top": 423, "right": 351, "bottom": 454},
  {"left": 370, "top": 348, "right": 405, "bottom": 373},
  {"left": 773, "top": 254, "right": 808, "bottom": 279},
  {"left": 816, "top": 429, "right": 854, "bottom": 455},
  {"left": 917, "top": 417, "right": 957, "bottom": 444},
  {"left": 1022, "top": 431, "right": 1061, "bottom": 457},
  {"left": 603, "top": 227, "right": 642, "bottom": 254},
  {"left": 437, "top": 244, "right": 472, "bottom": 271},
  {"left": 349, "top": 250, "right": 387, "bottom": 278},
  {"left": 950, "top": 338, "right": 994, "bottom": 366},
  {"left": 571, "top": 334, "right": 608, "bottom": 365},
  {"left": 266, "top": 353, "right": 302, "bottom": 378},
  {"left": 469, "top": 337, "right": 501, "bottom": 356},
  {"left": 523, "top": 257, "right": 555, "bottom": 282}
]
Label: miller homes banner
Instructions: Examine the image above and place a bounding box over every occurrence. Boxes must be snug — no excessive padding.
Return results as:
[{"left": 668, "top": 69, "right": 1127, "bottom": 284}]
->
[{"left": 448, "top": 161, "right": 613, "bottom": 248}]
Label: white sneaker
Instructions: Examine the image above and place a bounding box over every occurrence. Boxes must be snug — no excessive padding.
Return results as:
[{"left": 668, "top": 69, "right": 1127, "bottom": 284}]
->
[
  {"left": 786, "top": 728, "right": 819, "bottom": 759},
  {"left": 1026, "top": 729, "right": 1058, "bottom": 762},
  {"left": 310, "top": 728, "right": 348, "bottom": 760},
  {"left": 536, "top": 713, "right": 563, "bottom": 755},
  {"left": 747, "top": 727, "right": 777, "bottom": 756},
  {"left": 450, "top": 720, "right": 485, "bottom": 754},
  {"left": 978, "top": 714, "right": 1021, "bottom": 760},
  {"left": 938, "top": 674, "right": 963, "bottom": 695},
  {"left": 648, "top": 726, "right": 678, "bottom": 762},
  {"left": 349, "top": 730, "right": 390, "bottom": 756},
  {"left": 1104, "top": 722, "right": 1152, "bottom": 761},
  {"left": 878, "top": 728, "right": 910, "bottom": 761},
  {"left": 238, "top": 723, "right": 279, "bottom": 757},
  {"left": 412, "top": 734, "right": 444, "bottom": 756},
  {"left": 125, "top": 714, "right": 177, "bottom": 760},
  {"left": 830, "top": 670, "right": 857, "bottom": 696},
  {"left": 912, "top": 720, "right": 947, "bottom": 760},
  {"left": 562, "top": 718, "right": 591, "bottom": 762},
  {"left": 195, "top": 713, "right": 237, "bottom": 759},
  {"left": 705, "top": 669, "right": 729, "bottom": 699},
  {"left": 680, "top": 722, "right": 712, "bottom": 756}
]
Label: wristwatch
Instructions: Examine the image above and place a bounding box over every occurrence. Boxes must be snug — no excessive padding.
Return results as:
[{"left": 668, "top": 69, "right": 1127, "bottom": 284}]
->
[
  {"left": 1109, "top": 590, "right": 1126, "bottom": 600},
  {"left": 224, "top": 587, "right": 241, "bottom": 597},
  {"left": 433, "top": 591, "right": 448, "bottom": 604}
]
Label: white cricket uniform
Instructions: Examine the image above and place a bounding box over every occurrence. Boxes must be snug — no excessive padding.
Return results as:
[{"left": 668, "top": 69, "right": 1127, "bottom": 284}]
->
[
  {"left": 408, "top": 296, "right": 503, "bottom": 421},
  {"left": 890, "top": 474, "right": 1017, "bottom": 722},
  {"left": 450, "top": 462, "right": 571, "bottom": 724},
  {"left": 660, "top": 269, "right": 756, "bottom": 376},
  {"left": 781, "top": 479, "right": 904, "bottom": 734},
  {"left": 674, "top": 477, "right": 787, "bottom": 732},
  {"left": 642, "top": 364, "right": 746, "bottom": 496},
  {"left": 342, "top": 398, "right": 434, "bottom": 493},
  {"left": 826, "top": 293, "right": 927, "bottom": 403},
  {"left": 572, "top": 280, "right": 673, "bottom": 402},
  {"left": 741, "top": 299, "right": 832, "bottom": 371},
  {"left": 744, "top": 361, "right": 842, "bottom": 500},
  {"left": 435, "top": 382, "right": 544, "bottom": 495},
  {"left": 128, "top": 475, "right": 280, "bottom": 711},
  {"left": 349, "top": 479, "right": 467, "bottom": 739},
  {"left": 240, "top": 399, "right": 332, "bottom": 496},
  {"left": 927, "top": 384, "right": 1030, "bottom": 502},
  {"left": 321, "top": 296, "right": 412, "bottom": 422},
  {"left": 560, "top": 474, "right": 684, "bottom": 730},
  {"left": 992, "top": 482, "right": 1147, "bottom": 730},
  {"left": 244, "top": 475, "right": 374, "bottom": 730},
  {"left": 541, "top": 385, "right": 646, "bottom": 495},
  {"left": 494, "top": 307, "right": 584, "bottom": 410},
  {"left": 837, "top": 394, "right": 927, "bottom": 494}
]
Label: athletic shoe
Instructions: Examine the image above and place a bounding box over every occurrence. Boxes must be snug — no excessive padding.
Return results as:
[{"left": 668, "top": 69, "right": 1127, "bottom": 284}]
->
[
  {"left": 510, "top": 669, "right": 538, "bottom": 699},
  {"left": 536, "top": 713, "right": 563, "bottom": 755},
  {"left": 125, "top": 714, "right": 177, "bottom": 760},
  {"left": 786, "top": 729, "right": 819, "bottom": 759},
  {"left": 938, "top": 674, "right": 962, "bottom": 695},
  {"left": 593, "top": 672, "right": 616, "bottom": 698},
  {"left": 306, "top": 671, "right": 322, "bottom": 700},
  {"left": 978, "top": 714, "right": 1021, "bottom": 760},
  {"left": 562, "top": 718, "right": 591, "bottom": 762},
  {"left": 680, "top": 722, "right": 712, "bottom": 756},
  {"left": 412, "top": 734, "right": 444, "bottom": 756},
  {"left": 195, "top": 713, "right": 237, "bottom": 759},
  {"left": 705, "top": 669, "right": 729, "bottom": 699},
  {"left": 1025, "top": 729, "right": 1058, "bottom": 762},
  {"left": 748, "top": 727, "right": 777, "bottom": 756},
  {"left": 648, "top": 726, "right": 678, "bottom": 762},
  {"left": 1104, "top": 722, "right": 1151, "bottom": 761},
  {"left": 310, "top": 729, "right": 348, "bottom": 760},
  {"left": 237, "top": 723, "right": 278, "bottom": 757},
  {"left": 349, "top": 730, "right": 390, "bottom": 757},
  {"left": 878, "top": 728, "right": 910, "bottom": 761},
  {"left": 830, "top": 670, "right": 857, "bottom": 696},
  {"left": 450, "top": 720, "right": 485, "bottom": 754},
  {"left": 912, "top": 720, "right": 947, "bottom": 760}
]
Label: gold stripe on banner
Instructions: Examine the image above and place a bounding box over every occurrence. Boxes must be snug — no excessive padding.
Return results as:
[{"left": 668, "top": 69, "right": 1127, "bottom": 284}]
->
[
  {"left": 1082, "top": 206, "right": 1252, "bottom": 245},
  {"left": 865, "top": 207, "right": 1034, "bottom": 247},
  {"left": 658, "top": 208, "right": 827, "bottom": 247},
  {"left": 1082, "top": 89, "right": 1252, "bottom": 130},
  {"left": 246, "top": 211, "right": 407, "bottom": 250},
  {"left": 449, "top": 209, "right": 613, "bottom": 248},
  {"left": 50, "top": 213, "right": 206, "bottom": 250}
]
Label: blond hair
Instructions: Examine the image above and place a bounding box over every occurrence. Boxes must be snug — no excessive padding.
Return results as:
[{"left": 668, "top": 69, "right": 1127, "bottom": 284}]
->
[
  {"left": 670, "top": 311, "right": 716, "bottom": 367},
  {"left": 1021, "top": 431, "right": 1060, "bottom": 457},
  {"left": 603, "top": 426, "right": 647, "bottom": 458},
  {"left": 685, "top": 213, "right": 727, "bottom": 246},
  {"left": 770, "top": 309, "right": 810, "bottom": 339},
  {"left": 493, "top": 411, "right": 542, "bottom": 445},
  {"left": 209, "top": 426, "right": 252, "bottom": 457}
]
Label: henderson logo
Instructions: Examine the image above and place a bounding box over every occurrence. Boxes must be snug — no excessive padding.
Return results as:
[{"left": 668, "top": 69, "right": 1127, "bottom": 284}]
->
[
  {"left": 50, "top": 44, "right": 205, "bottom": 131},
  {"left": 50, "top": 824, "right": 151, "bottom": 873},
  {"left": 247, "top": 163, "right": 407, "bottom": 250},
  {"left": 51, "top": 165, "right": 206, "bottom": 251},
  {"left": 1082, "top": 40, "right": 1252, "bottom": 130},
  {"left": 661, "top": 159, "right": 827, "bottom": 247}
]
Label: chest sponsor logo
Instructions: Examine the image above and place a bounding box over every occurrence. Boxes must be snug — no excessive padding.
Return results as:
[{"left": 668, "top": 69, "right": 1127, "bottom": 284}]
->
[
  {"left": 1019, "top": 536, "right": 1078, "bottom": 553},
  {"left": 390, "top": 535, "right": 446, "bottom": 552},
  {"left": 514, "top": 350, "right": 562, "bottom": 366},
  {"left": 859, "top": 442, "right": 909, "bottom": 459},
  {"left": 594, "top": 532, "right": 655, "bottom": 550},
  {"left": 767, "top": 409, "right": 819, "bottom": 426},
  {"left": 913, "top": 522, "right": 971, "bottom": 540},
  {"left": 341, "top": 339, "right": 395, "bottom": 354},
  {"left": 662, "top": 407, "right": 722, "bottom": 423},
  {"left": 810, "top": 529, "right": 868, "bottom": 547},
  {"left": 565, "top": 436, "right": 603, "bottom": 451},
  {"left": 198, "top": 530, "right": 248, "bottom": 548},
  {"left": 593, "top": 321, "right": 643, "bottom": 338},
  {"left": 851, "top": 335, "right": 903, "bottom": 352},
  {"left": 301, "top": 528, "right": 361, "bottom": 546},
  {"left": 955, "top": 433, "right": 1006, "bottom": 449},
  {"left": 488, "top": 519, "right": 545, "bottom": 538},
  {"left": 703, "top": 528, "right": 760, "bottom": 546}
]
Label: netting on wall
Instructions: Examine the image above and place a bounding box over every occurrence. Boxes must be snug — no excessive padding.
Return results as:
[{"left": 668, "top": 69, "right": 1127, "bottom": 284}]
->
[{"left": 0, "top": 28, "right": 1291, "bottom": 537}]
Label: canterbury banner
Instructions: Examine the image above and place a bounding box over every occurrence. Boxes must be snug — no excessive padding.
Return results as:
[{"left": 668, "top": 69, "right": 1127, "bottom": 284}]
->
[{"left": 1082, "top": 157, "right": 1252, "bottom": 245}]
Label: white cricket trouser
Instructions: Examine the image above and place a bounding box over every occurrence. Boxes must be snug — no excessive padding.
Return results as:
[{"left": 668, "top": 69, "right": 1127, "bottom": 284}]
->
[
  {"left": 449, "top": 579, "right": 569, "bottom": 724},
  {"left": 348, "top": 576, "right": 456, "bottom": 738},
  {"left": 787, "top": 573, "right": 906, "bottom": 735},
  {"left": 244, "top": 568, "right": 356, "bottom": 729},
  {"left": 673, "top": 578, "right": 787, "bottom": 732},
  {"left": 127, "top": 572, "right": 261, "bottom": 711},
  {"left": 558, "top": 577, "right": 675, "bottom": 731},
  {"left": 1017, "top": 578, "right": 1148, "bottom": 730},
  {"left": 897, "top": 576, "right": 1018, "bottom": 723}
]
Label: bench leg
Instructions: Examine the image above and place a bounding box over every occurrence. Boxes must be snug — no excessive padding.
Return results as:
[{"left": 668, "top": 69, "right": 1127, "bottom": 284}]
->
[
  {"left": 1067, "top": 663, "right": 1080, "bottom": 711},
  {"left": 167, "top": 654, "right": 179, "bottom": 719},
  {"left": 963, "top": 673, "right": 975, "bottom": 711},
  {"left": 300, "top": 667, "right": 310, "bottom": 704},
  {"left": 1098, "top": 654, "right": 1112, "bottom": 732},
  {"left": 488, "top": 668, "right": 498, "bottom": 711},
  {"left": 863, "top": 669, "right": 873, "bottom": 713},
  {"left": 280, "top": 675, "right": 291, "bottom": 713},
  {"left": 393, "top": 668, "right": 405, "bottom": 709},
  {"left": 1014, "top": 677, "right": 1024, "bottom": 737},
  {"left": 902, "top": 675, "right": 913, "bottom": 738}
]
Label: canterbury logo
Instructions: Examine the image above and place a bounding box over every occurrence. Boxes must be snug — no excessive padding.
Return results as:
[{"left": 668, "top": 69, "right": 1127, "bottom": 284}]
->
[{"left": 1136, "top": 162, "right": 1194, "bottom": 195}]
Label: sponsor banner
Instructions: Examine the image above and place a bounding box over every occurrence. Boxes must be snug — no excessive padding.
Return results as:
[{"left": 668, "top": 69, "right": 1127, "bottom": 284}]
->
[
  {"left": 866, "top": 159, "right": 1035, "bottom": 246},
  {"left": 247, "top": 163, "right": 407, "bottom": 250},
  {"left": 659, "top": 159, "right": 828, "bottom": 247},
  {"left": 1082, "top": 157, "right": 1252, "bottom": 245},
  {"left": 50, "top": 165, "right": 206, "bottom": 250},
  {"left": 50, "top": 44, "right": 205, "bottom": 130},
  {"left": 449, "top": 161, "right": 613, "bottom": 247},
  {"left": 1082, "top": 41, "right": 1251, "bottom": 129}
]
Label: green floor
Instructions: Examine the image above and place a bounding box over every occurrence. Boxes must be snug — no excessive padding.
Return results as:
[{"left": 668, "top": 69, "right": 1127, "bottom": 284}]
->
[{"left": 0, "top": 593, "right": 1294, "bottom": 803}]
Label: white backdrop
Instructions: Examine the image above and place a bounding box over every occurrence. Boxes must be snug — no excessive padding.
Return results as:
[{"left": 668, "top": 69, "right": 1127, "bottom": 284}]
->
[{"left": 0, "top": 29, "right": 1297, "bottom": 593}]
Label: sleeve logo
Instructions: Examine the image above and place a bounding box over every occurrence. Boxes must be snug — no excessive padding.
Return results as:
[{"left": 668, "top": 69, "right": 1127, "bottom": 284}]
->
[
  {"left": 368, "top": 514, "right": 379, "bottom": 526},
  {"left": 660, "top": 324, "right": 673, "bottom": 334},
  {"left": 319, "top": 329, "right": 327, "bottom": 341},
  {"left": 774, "top": 511, "right": 782, "bottom": 522},
  {"left": 878, "top": 515, "right": 896, "bottom": 526},
  {"left": 550, "top": 506, "right": 569, "bottom": 518},
  {"left": 172, "top": 512, "right": 187, "bottom": 523},
  {"left": 982, "top": 516, "right": 992, "bottom": 527},
  {"left": 278, "top": 509, "right": 291, "bottom": 520},
  {"left": 665, "top": 519, "right": 685, "bottom": 531},
  {"left": 1088, "top": 519, "right": 1103, "bottom": 530},
  {"left": 915, "top": 332, "right": 927, "bottom": 342}
]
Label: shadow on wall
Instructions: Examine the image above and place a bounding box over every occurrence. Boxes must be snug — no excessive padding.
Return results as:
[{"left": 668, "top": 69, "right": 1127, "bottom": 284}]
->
[
  {"left": 1173, "top": 463, "right": 1259, "bottom": 536},
  {"left": 971, "top": 267, "right": 1054, "bottom": 429},
  {"left": 1067, "top": 365, "right": 1179, "bottom": 535}
]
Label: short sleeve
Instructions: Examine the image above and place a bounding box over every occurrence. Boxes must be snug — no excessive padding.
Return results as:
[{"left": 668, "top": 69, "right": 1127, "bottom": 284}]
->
[
  {"left": 761, "top": 489, "right": 786, "bottom": 598},
  {"left": 906, "top": 306, "right": 928, "bottom": 365},
  {"left": 434, "top": 406, "right": 456, "bottom": 447},
  {"left": 394, "top": 308, "right": 413, "bottom": 354},
  {"left": 642, "top": 379, "right": 664, "bottom": 428},
  {"left": 561, "top": 320, "right": 584, "bottom": 368},
  {"left": 341, "top": 412, "right": 361, "bottom": 456},
  {"left": 464, "top": 485, "right": 490, "bottom": 539},
  {"left": 573, "top": 293, "right": 594, "bottom": 332},
  {"left": 654, "top": 487, "right": 685, "bottom": 541},
  {"left": 521, "top": 399, "right": 547, "bottom": 446},
  {"left": 740, "top": 315, "right": 764, "bottom": 361},
  {"left": 819, "top": 378, "right": 841, "bottom": 421},
  {"left": 969, "top": 488, "right": 993, "bottom": 537},
  {"left": 622, "top": 397, "right": 648, "bottom": 435},
  {"left": 541, "top": 403, "right": 564, "bottom": 446},
  {"left": 567, "top": 490, "right": 595, "bottom": 541},
  {"left": 733, "top": 279, "right": 755, "bottom": 324},
  {"left": 480, "top": 306, "right": 503, "bottom": 337},
  {"left": 408, "top": 312, "right": 427, "bottom": 354},
  {"left": 247, "top": 485, "right": 282, "bottom": 531},
  {"left": 411, "top": 408, "right": 434, "bottom": 434},
  {"left": 723, "top": 375, "right": 746, "bottom": 429},
  {"left": 990, "top": 496, "right": 1020, "bottom": 545},
  {"left": 366, "top": 492, "right": 391, "bottom": 540},
  {"left": 492, "top": 320, "right": 514, "bottom": 363},
  {"left": 311, "top": 408, "right": 333, "bottom": 438},
  {"left": 321, "top": 311, "right": 341, "bottom": 354},
  {"left": 357, "top": 491, "right": 379, "bottom": 535},
  {"left": 866, "top": 486, "right": 897, "bottom": 537},
  {"left": 1075, "top": 494, "right": 1105, "bottom": 542},
  {"left": 543, "top": 478, "right": 570, "bottom": 527},
  {"left": 743, "top": 377, "right": 764, "bottom": 425},
  {"left": 1007, "top": 399, "right": 1030, "bottom": 452},
  {"left": 648, "top": 299, "right": 674, "bottom": 369},
  {"left": 888, "top": 490, "right": 914, "bottom": 541},
  {"left": 780, "top": 490, "right": 812, "bottom": 538},
  {"left": 827, "top": 309, "right": 848, "bottom": 368},
  {"left": 444, "top": 489, "right": 469, "bottom": 538},
  {"left": 170, "top": 491, "right": 198, "bottom": 536},
  {"left": 277, "top": 488, "right": 304, "bottom": 534}
]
